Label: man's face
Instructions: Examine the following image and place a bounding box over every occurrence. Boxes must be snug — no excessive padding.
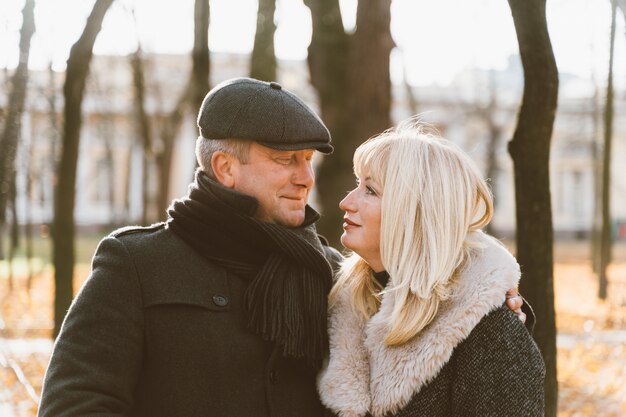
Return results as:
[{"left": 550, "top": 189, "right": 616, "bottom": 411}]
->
[{"left": 231, "top": 143, "right": 316, "bottom": 227}]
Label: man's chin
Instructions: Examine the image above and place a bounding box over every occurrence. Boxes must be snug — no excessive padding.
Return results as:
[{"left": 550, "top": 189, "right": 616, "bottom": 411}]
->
[{"left": 276, "top": 211, "right": 306, "bottom": 228}]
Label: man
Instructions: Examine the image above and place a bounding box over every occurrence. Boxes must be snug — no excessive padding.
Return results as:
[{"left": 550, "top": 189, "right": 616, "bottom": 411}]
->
[{"left": 38, "top": 78, "right": 528, "bottom": 417}]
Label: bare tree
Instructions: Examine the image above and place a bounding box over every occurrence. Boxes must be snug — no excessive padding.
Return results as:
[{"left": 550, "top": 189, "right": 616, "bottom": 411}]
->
[
  {"left": 89, "top": 68, "right": 118, "bottom": 227},
  {"left": 250, "top": 0, "right": 277, "bottom": 81},
  {"left": 190, "top": 0, "right": 211, "bottom": 114},
  {"left": 0, "top": 0, "right": 35, "bottom": 259},
  {"left": 154, "top": 91, "right": 188, "bottom": 218},
  {"left": 598, "top": 0, "right": 617, "bottom": 300},
  {"left": 52, "top": 0, "right": 114, "bottom": 338},
  {"left": 590, "top": 70, "right": 602, "bottom": 273},
  {"left": 130, "top": 46, "right": 154, "bottom": 225},
  {"left": 466, "top": 71, "right": 504, "bottom": 234},
  {"left": 304, "top": 0, "right": 393, "bottom": 244},
  {"left": 400, "top": 50, "right": 418, "bottom": 116},
  {"left": 154, "top": 0, "right": 211, "bottom": 217},
  {"left": 507, "top": 0, "right": 559, "bottom": 415}
]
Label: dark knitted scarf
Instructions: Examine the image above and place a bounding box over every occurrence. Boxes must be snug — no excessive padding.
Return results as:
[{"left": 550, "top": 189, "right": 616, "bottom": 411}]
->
[{"left": 166, "top": 171, "right": 333, "bottom": 368}]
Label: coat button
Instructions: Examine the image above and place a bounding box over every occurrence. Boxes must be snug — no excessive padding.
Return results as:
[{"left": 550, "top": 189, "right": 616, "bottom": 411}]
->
[
  {"left": 269, "top": 81, "right": 282, "bottom": 90},
  {"left": 269, "top": 370, "right": 278, "bottom": 384},
  {"left": 212, "top": 294, "right": 229, "bottom": 307}
]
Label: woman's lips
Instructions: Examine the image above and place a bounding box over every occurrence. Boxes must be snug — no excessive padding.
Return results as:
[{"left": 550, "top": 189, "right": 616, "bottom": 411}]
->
[{"left": 343, "top": 218, "right": 359, "bottom": 229}]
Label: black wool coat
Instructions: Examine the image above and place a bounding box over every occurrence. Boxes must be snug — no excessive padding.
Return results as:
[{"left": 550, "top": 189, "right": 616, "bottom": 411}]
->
[{"left": 38, "top": 224, "right": 342, "bottom": 417}]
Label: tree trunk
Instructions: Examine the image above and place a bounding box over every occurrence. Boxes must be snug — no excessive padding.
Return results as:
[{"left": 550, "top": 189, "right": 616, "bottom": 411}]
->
[
  {"left": 590, "top": 78, "right": 602, "bottom": 273},
  {"left": 350, "top": 0, "right": 393, "bottom": 140},
  {"left": 304, "top": 0, "right": 392, "bottom": 246},
  {"left": 305, "top": 0, "right": 351, "bottom": 244},
  {"left": 130, "top": 47, "right": 154, "bottom": 225},
  {"left": 484, "top": 121, "right": 501, "bottom": 236},
  {"left": 250, "top": 0, "right": 277, "bottom": 81},
  {"left": 25, "top": 152, "right": 34, "bottom": 289},
  {"left": 7, "top": 176, "right": 18, "bottom": 290},
  {"left": 0, "top": 0, "right": 35, "bottom": 250},
  {"left": 401, "top": 51, "right": 418, "bottom": 115},
  {"left": 155, "top": 0, "right": 210, "bottom": 217},
  {"left": 599, "top": 0, "right": 617, "bottom": 300},
  {"left": 156, "top": 94, "right": 187, "bottom": 218},
  {"left": 483, "top": 74, "right": 501, "bottom": 236},
  {"left": 52, "top": 0, "right": 114, "bottom": 338},
  {"left": 191, "top": 0, "right": 211, "bottom": 113},
  {"left": 506, "top": 1, "right": 559, "bottom": 416}
]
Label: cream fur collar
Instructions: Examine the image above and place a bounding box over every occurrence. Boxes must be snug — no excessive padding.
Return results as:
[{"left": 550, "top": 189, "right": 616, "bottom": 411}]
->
[{"left": 317, "top": 232, "right": 520, "bottom": 417}]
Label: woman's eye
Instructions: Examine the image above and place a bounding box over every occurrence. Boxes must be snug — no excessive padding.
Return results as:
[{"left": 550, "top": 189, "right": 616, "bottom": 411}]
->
[{"left": 365, "top": 186, "right": 377, "bottom": 196}]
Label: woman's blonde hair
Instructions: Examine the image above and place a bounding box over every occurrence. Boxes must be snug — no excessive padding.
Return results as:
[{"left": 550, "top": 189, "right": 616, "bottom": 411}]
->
[{"left": 330, "top": 118, "right": 493, "bottom": 346}]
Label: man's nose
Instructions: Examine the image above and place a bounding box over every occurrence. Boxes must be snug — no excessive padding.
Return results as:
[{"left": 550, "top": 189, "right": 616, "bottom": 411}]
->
[{"left": 293, "top": 159, "right": 315, "bottom": 188}]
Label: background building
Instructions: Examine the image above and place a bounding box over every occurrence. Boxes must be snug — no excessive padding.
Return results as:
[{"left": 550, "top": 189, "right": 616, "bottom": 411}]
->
[{"left": 9, "top": 52, "right": 626, "bottom": 238}]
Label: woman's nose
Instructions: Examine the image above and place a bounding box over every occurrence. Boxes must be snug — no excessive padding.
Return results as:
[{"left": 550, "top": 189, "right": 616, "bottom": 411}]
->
[{"left": 339, "top": 188, "right": 357, "bottom": 212}]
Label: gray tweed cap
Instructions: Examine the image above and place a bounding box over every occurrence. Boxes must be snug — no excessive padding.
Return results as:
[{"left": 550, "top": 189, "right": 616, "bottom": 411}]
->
[{"left": 197, "top": 77, "right": 333, "bottom": 154}]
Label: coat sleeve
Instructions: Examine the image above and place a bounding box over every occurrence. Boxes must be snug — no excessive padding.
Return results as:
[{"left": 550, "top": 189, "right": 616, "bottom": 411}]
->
[
  {"left": 450, "top": 306, "right": 545, "bottom": 417},
  {"left": 38, "top": 236, "right": 144, "bottom": 417}
]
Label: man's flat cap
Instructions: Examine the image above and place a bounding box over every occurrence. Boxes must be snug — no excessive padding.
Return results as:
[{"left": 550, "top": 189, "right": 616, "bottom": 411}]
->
[{"left": 197, "top": 77, "right": 333, "bottom": 154}]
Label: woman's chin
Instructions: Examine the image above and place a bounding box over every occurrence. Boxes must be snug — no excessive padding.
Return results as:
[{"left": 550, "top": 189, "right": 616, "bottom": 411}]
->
[{"left": 340, "top": 234, "right": 355, "bottom": 251}]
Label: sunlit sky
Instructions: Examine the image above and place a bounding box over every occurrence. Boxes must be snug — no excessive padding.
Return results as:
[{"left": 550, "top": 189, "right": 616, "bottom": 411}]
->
[{"left": 0, "top": 0, "right": 623, "bottom": 87}]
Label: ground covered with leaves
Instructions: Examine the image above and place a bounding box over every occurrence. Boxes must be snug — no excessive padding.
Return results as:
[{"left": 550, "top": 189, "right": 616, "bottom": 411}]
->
[{"left": 1, "top": 241, "right": 625, "bottom": 416}]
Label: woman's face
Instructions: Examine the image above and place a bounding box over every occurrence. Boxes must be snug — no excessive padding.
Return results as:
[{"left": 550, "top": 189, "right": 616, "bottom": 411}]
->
[{"left": 339, "top": 175, "right": 384, "bottom": 272}]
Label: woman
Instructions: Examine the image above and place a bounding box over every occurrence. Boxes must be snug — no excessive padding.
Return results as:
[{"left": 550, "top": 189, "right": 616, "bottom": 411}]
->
[{"left": 317, "top": 121, "right": 545, "bottom": 417}]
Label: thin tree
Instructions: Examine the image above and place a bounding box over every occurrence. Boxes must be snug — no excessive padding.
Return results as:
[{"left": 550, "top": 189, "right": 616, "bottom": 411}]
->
[
  {"left": 25, "top": 136, "right": 35, "bottom": 289},
  {"left": 154, "top": 0, "right": 211, "bottom": 216},
  {"left": 190, "top": 0, "right": 211, "bottom": 115},
  {"left": 130, "top": 45, "right": 154, "bottom": 225},
  {"left": 507, "top": 0, "right": 559, "bottom": 415},
  {"left": 250, "top": 0, "right": 277, "bottom": 81},
  {"left": 304, "top": 0, "right": 393, "bottom": 244},
  {"left": 599, "top": 0, "right": 617, "bottom": 300},
  {"left": 468, "top": 71, "right": 503, "bottom": 235},
  {"left": 0, "top": 0, "right": 35, "bottom": 259},
  {"left": 590, "top": 66, "right": 602, "bottom": 273},
  {"left": 89, "top": 68, "right": 117, "bottom": 226},
  {"left": 400, "top": 49, "right": 418, "bottom": 116},
  {"left": 52, "top": 0, "right": 114, "bottom": 338}
]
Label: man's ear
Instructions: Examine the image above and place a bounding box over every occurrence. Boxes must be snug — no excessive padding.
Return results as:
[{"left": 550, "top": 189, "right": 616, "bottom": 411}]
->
[{"left": 211, "top": 151, "right": 237, "bottom": 188}]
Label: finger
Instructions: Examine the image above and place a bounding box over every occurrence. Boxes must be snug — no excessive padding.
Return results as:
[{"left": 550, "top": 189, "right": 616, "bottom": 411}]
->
[
  {"left": 517, "top": 311, "right": 527, "bottom": 324},
  {"left": 506, "top": 295, "right": 523, "bottom": 311},
  {"left": 506, "top": 287, "right": 519, "bottom": 298}
]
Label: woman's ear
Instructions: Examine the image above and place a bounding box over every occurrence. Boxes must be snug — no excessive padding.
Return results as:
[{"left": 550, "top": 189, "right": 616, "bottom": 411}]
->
[{"left": 211, "top": 151, "right": 236, "bottom": 188}]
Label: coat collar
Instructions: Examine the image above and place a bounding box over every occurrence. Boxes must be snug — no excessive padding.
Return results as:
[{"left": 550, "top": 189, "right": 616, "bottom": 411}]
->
[{"left": 317, "top": 232, "right": 520, "bottom": 417}]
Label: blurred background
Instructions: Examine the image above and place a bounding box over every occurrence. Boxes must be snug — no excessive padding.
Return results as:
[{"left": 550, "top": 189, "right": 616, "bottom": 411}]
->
[{"left": 0, "top": 0, "right": 625, "bottom": 416}]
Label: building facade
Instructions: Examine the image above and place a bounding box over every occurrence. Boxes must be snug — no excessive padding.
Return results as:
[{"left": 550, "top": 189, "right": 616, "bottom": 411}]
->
[{"left": 7, "top": 52, "right": 626, "bottom": 238}]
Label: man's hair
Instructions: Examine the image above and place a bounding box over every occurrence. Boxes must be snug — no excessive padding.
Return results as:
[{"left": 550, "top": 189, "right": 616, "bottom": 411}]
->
[
  {"left": 195, "top": 137, "right": 251, "bottom": 179},
  {"left": 329, "top": 118, "right": 493, "bottom": 346}
]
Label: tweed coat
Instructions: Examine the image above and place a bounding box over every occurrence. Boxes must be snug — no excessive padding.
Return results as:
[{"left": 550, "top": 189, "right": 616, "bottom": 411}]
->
[
  {"left": 38, "top": 223, "right": 342, "bottom": 417},
  {"left": 317, "top": 232, "right": 545, "bottom": 417}
]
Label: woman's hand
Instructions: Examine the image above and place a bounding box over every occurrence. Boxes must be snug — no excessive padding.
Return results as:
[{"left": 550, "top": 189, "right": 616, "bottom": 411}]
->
[{"left": 505, "top": 288, "right": 526, "bottom": 323}]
